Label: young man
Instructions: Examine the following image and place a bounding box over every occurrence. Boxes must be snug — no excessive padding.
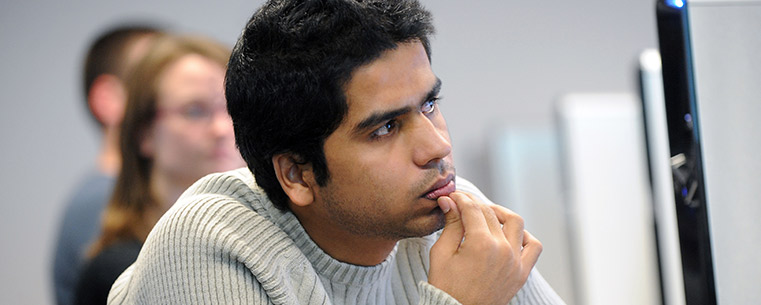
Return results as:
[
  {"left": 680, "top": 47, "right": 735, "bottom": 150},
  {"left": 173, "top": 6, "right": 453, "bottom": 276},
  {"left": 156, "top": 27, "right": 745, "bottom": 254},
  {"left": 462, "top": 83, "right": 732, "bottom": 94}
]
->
[
  {"left": 109, "top": 1, "right": 565, "bottom": 304},
  {"left": 51, "top": 25, "right": 160, "bottom": 305}
]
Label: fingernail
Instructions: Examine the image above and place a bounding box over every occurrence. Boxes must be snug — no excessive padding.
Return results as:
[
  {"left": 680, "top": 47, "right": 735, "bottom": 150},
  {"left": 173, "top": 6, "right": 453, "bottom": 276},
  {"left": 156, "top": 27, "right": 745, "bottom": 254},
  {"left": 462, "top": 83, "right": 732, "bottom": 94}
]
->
[{"left": 437, "top": 197, "right": 451, "bottom": 213}]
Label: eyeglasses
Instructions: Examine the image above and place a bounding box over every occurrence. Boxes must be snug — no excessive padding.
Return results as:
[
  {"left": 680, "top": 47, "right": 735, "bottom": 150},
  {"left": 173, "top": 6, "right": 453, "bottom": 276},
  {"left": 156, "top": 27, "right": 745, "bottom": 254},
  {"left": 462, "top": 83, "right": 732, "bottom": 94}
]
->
[{"left": 156, "top": 102, "right": 230, "bottom": 125}]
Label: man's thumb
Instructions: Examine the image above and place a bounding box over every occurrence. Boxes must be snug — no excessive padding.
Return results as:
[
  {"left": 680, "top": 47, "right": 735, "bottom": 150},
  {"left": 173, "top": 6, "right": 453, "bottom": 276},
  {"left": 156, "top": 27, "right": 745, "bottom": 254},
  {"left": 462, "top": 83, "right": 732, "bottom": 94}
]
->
[{"left": 434, "top": 196, "right": 464, "bottom": 251}]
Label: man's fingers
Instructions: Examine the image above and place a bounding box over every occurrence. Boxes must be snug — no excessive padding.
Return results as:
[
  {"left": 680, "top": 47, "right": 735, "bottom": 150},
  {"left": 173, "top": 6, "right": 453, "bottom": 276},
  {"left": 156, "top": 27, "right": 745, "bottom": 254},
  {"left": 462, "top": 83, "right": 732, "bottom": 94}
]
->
[
  {"left": 433, "top": 196, "right": 464, "bottom": 253},
  {"left": 519, "top": 230, "right": 543, "bottom": 279},
  {"left": 430, "top": 192, "right": 545, "bottom": 304},
  {"left": 449, "top": 192, "right": 490, "bottom": 237},
  {"left": 469, "top": 194, "right": 503, "bottom": 238},
  {"left": 490, "top": 205, "right": 525, "bottom": 250}
]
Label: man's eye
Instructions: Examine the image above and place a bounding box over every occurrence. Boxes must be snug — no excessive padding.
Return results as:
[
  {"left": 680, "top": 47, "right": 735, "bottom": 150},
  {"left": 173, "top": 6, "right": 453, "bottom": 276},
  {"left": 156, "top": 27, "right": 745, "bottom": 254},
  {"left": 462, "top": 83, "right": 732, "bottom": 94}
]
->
[
  {"left": 371, "top": 120, "right": 397, "bottom": 138},
  {"left": 421, "top": 99, "right": 438, "bottom": 114},
  {"left": 183, "top": 105, "right": 210, "bottom": 120}
]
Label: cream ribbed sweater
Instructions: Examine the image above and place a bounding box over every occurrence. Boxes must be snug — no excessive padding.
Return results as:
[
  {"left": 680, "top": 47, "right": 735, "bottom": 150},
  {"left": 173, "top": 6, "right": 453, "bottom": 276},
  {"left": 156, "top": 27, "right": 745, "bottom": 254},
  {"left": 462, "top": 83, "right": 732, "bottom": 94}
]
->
[{"left": 108, "top": 168, "right": 565, "bottom": 305}]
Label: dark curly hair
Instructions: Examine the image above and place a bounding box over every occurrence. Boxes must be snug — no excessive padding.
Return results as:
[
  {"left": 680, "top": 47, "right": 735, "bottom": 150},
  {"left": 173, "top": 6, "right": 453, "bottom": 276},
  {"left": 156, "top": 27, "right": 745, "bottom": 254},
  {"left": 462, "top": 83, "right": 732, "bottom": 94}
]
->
[{"left": 226, "top": 0, "right": 435, "bottom": 210}]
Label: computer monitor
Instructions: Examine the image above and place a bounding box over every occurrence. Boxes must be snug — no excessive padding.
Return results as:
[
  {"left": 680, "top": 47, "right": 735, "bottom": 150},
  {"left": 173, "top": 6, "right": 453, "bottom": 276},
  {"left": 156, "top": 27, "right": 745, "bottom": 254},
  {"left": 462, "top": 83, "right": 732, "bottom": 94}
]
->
[{"left": 652, "top": 0, "right": 761, "bottom": 304}]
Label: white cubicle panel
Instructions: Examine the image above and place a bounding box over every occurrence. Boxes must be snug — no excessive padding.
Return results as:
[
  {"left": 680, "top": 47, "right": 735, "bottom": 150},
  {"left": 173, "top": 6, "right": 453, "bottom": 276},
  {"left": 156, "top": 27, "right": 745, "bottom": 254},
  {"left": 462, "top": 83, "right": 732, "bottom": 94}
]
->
[
  {"left": 488, "top": 125, "right": 575, "bottom": 304},
  {"left": 555, "top": 93, "right": 661, "bottom": 305},
  {"left": 640, "top": 49, "right": 687, "bottom": 305}
]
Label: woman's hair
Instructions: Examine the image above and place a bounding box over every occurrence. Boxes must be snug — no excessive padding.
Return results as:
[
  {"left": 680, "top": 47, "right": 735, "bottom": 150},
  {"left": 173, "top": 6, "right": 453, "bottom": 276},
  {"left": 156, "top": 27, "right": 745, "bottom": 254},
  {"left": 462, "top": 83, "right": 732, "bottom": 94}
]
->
[{"left": 89, "top": 34, "right": 231, "bottom": 257}]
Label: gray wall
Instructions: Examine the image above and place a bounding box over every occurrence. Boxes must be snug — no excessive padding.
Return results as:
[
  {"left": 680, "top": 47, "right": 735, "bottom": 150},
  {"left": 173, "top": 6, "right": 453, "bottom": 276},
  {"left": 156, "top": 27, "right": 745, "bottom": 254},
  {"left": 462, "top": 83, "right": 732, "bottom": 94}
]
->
[
  {"left": 0, "top": 1, "right": 657, "bottom": 304},
  {"left": 689, "top": 1, "right": 761, "bottom": 303}
]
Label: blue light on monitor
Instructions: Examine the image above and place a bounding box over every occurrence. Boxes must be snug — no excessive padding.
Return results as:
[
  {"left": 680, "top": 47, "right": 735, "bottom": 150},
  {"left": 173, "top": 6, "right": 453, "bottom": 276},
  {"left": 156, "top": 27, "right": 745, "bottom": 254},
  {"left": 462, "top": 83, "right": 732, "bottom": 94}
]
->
[{"left": 666, "top": 0, "right": 685, "bottom": 8}]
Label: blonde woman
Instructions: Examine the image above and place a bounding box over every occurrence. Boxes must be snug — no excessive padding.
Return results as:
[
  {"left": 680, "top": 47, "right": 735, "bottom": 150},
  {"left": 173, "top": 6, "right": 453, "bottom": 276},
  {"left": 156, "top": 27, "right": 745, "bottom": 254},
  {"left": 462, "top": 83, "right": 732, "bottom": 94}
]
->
[{"left": 74, "top": 34, "right": 245, "bottom": 305}]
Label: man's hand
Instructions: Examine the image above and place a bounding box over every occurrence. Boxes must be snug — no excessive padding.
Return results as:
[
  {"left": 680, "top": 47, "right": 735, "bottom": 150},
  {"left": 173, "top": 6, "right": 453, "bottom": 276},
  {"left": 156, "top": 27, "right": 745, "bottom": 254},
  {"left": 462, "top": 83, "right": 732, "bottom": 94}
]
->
[{"left": 428, "top": 191, "right": 542, "bottom": 305}]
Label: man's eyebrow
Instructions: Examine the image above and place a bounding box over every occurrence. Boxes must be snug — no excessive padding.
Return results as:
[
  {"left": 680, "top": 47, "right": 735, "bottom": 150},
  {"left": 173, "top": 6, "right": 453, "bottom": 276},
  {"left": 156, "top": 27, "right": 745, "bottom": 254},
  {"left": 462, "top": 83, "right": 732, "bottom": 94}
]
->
[
  {"left": 426, "top": 78, "right": 442, "bottom": 103},
  {"left": 353, "top": 78, "right": 442, "bottom": 134},
  {"left": 354, "top": 107, "right": 412, "bottom": 134}
]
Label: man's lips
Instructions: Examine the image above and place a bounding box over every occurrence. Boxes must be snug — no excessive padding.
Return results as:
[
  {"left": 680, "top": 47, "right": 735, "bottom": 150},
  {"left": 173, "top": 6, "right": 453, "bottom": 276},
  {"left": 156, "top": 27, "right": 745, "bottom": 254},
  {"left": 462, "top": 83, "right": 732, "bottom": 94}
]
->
[{"left": 423, "top": 175, "right": 456, "bottom": 200}]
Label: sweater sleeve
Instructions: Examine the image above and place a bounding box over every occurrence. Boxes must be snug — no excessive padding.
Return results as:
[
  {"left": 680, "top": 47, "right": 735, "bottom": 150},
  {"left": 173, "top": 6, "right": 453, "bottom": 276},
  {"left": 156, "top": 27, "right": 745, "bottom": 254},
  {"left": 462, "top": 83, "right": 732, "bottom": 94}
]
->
[
  {"left": 511, "top": 269, "right": 566, "bottom": 305},
  {"left": 415, "top": 270, "right": 565, "bottom": 305},
  {"left": 417, "top": 281, "right": 462, "bottom": 305}
]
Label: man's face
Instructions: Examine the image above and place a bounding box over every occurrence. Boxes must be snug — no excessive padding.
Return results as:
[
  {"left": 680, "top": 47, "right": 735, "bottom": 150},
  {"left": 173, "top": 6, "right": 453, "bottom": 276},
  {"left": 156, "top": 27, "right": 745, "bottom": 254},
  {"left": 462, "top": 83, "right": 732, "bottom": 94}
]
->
[{"left": 311, "top": 41, "right": 455, "bottom": 241}]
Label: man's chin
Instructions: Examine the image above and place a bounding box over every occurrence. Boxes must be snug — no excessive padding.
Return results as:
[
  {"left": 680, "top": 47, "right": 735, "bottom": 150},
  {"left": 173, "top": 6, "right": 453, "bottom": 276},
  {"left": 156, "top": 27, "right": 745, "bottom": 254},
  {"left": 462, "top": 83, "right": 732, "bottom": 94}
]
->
[
  {"left": 404, "top": 208, "right": 446, "bottom": 238},
  {"left": 429, "top": 210, "right": 446, "bottom": 234}
]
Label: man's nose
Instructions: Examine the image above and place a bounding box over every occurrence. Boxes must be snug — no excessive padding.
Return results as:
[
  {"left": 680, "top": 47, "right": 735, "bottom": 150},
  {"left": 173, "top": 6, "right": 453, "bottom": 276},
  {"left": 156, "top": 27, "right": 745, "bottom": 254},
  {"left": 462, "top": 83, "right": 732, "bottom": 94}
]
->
[
  {"left": 412, "top": 116, "right": 452, "bottom": 168},
  {"left": 210, "top": 109, "right": 234, "bottom": 137}
]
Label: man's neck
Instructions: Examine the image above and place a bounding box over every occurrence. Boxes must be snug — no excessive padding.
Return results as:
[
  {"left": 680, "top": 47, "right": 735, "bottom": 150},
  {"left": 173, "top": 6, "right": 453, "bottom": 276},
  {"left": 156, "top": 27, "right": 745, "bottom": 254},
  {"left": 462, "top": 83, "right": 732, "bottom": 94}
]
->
[
  {"left": 97, "top": 127, "right": 121, "bottom": 176},
  {"left": 291, "top": 205, "right": 398, "bottom": 266}
]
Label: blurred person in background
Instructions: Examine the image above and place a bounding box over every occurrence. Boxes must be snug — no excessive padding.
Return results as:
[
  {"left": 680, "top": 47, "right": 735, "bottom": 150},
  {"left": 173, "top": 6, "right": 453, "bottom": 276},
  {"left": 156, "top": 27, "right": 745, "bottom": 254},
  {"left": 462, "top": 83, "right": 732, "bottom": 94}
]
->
[
  {"left": 73, "top": 34, "right": 246, "bottom": 305},
  {"left": 51, "top": 24, "right": 161, "bottom": 305}
]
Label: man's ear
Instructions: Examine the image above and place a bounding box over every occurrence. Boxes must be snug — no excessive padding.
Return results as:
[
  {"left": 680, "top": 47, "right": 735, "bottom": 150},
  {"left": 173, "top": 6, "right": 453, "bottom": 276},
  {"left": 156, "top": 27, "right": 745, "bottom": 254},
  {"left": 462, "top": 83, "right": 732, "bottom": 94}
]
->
[
  {"left": 88, "top": 74, "right": 126, "bottom": 127},
  {"left": 272, "top": 154, "right": 315, "bottom": 207}
]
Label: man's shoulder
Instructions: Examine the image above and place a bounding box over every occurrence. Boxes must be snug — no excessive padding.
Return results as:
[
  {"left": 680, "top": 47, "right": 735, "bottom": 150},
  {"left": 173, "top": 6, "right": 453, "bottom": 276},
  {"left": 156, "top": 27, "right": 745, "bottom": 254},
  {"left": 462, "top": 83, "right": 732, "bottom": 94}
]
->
[
  {"left": 181, "top": 167, "right": 259, "bottom": 199},
  {"left": 63, "top": 171, "right": 115, "bottom": 213},
  {"left": 153, "top": 168, "right": 266, "bottom": 234},
  {"left": 145, "top": 167, "right": 298, "bottom": 263},
  {"left": 110, "top": 168, "right": 314, "bottom": 304},
  {"left": 53, "top": 171, "right": 115, "bottom": 273},
  {"left": 166, "top": 167, "right": 268, "bottom": 218}
]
